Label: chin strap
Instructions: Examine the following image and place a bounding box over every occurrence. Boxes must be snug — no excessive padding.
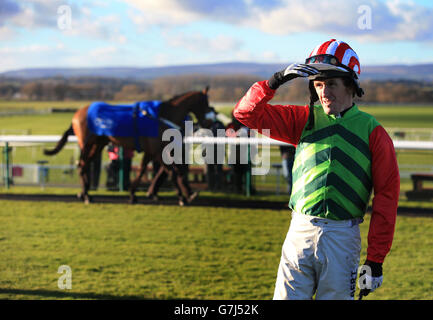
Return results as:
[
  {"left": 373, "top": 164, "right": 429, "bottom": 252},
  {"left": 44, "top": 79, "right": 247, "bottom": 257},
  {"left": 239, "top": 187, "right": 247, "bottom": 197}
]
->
[{"left": 305, "top": 100, "right": 315, "bottom": 131}]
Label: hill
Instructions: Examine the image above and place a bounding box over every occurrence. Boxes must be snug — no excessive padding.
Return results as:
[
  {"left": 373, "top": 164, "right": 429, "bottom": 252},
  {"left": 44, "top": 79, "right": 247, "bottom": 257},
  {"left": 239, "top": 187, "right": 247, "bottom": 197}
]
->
[{"left": 2, "top": 62, "right": 433, "bottom": 81}]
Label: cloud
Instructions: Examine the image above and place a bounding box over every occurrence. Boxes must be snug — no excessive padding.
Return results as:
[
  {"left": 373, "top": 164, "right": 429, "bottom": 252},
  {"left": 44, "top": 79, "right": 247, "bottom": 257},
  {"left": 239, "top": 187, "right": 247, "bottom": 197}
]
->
[
  {"left": 125, "top": 0, "right": 433, "bottom": 42},
  {"left": 3, "top": 0, "right": 432, "bottom": 43},
  {"left": 371, "top": 0, "right": 433, "bottom": 42},
  {"left": 0, "top": 0, "right": 126, "bottom": 43},
  {"left": 124, "top": 0, "right": 200, "bottom": 27},
  {"left": 5, "top": 0, "right": 432, "bottom": 44},
  {"left": 88, "top": 46, "right": 119, "bottom": 60},
  {"left": 125, "top": 0, "right": 282, "bottom": 27},
  {"left": 0, "top": 26, "right": 15, "bottom": 40},
  {"left": 253, "top": 0, "right": 433, "bottom": 42},
  {"left": 248, "top": 0, "right": 433, "bottom": 42},
  {"left": 262, "top": 50, "right": 280, "bottom": 62},
  {"left": 0, "top": 43, "right": 66, "bottom": 71},
  {"left": 166, "top": 32, "right": 243, "bottom": 53},
  {"left": 162, "top": 31, "right": 245, "bottom": 64},
  {"left": 0, "top": 0, "right": 21, "bottom": 25},
  {"left": 3, "top": 0, "right": 79, "bottom": 29},
  {"left": 61, "top": 8, "right": 114, "bottom": 40},
  {"left": 0, "top": 44, "right": 52, "bottom": 54},
  {"left": 125, "top": 0, "right": 285, "bottom": 25}
]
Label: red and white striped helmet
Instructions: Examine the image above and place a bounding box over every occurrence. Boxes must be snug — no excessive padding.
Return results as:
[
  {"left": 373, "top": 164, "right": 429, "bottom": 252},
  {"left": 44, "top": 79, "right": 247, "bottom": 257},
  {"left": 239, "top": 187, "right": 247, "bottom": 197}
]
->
[
  {"left": 306, "top": 39, "right": 364, "bottom": 99},
  {"left": 306, "top": 39, "right": 361, "bottom": 78}
]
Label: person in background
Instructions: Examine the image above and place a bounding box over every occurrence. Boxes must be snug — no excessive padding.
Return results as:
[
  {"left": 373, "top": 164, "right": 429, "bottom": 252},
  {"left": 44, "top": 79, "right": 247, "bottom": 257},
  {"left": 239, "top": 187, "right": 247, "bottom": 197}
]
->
[
  {"left": 279, "top": 144, "right": 296, "bottom": 195},
  {"left": 226, "top": 114, "right": 254, "bottom": 194},
  {"left": 202, "top": 107, "right": 226, "bottom": 191},
  {"left": 88, "top": 152, "right": 101, "bottom": 191},
  {"left": 106, "top": 143, "right": 134, "bottom": 191}
]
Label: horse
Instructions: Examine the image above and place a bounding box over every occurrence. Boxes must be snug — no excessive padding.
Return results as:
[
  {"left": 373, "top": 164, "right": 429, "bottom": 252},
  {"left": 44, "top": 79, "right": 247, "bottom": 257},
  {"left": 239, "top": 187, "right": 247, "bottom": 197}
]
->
[{"left": 43, "top": 87, "right": 211, "bottom": 204}]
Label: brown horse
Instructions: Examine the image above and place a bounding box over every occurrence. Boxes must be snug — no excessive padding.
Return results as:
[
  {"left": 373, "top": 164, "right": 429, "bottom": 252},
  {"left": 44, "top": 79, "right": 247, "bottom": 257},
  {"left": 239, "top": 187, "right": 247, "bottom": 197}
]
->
[{"left": 44, "top": 87, "right": 211, "bottom": 204}]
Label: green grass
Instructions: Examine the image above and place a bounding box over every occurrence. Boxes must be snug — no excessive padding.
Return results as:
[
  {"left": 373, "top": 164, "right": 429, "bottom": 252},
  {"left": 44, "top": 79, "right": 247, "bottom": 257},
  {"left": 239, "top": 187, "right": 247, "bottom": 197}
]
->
[
  {"left": 0, "top": 199, "right": 431, "bottom": 300},
  {"left": 0, "top": 200, "right": 288, "bottom": 300},
  {"left": 359, "top": 105, "right": 433, "bottom": 128},
  {"left": 0, "top": 100, "right": 132, "bottom": 111},
  {"left": 1, "top": 101, "right": 433, "bottom": 134},
  {"left": 0, "top": 113, "right": 74, "bottom": 135},
  {"left": 0, "top": 102, "right": 431, "bottom": 138},
  {"left": 378, "top": 214, "right": 433, "bottom": 300},
  {"left": 215, "top": 102, "right": 433, "bottom": 129}
]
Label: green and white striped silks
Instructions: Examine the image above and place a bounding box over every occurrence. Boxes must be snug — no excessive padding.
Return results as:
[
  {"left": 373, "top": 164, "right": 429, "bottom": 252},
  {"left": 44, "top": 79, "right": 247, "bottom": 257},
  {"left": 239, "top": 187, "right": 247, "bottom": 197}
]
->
[{"left": 289, "top": 105, "right": 380, "bottom": 220}]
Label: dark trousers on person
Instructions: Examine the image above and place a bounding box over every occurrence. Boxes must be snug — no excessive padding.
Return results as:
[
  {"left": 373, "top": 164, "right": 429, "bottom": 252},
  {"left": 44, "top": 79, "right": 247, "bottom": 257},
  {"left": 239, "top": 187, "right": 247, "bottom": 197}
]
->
[
  {"left": 106, "top": 159, "right": 131, "bottom": 190},
  {"left": 232, "top": 163, "right": 250, "bottom": 194},
  {"left": 88, "top": 152, "right": 101, "bottom": 190},
  {"left": 206, "top": 164, "right": 223, "bottom": 191}
]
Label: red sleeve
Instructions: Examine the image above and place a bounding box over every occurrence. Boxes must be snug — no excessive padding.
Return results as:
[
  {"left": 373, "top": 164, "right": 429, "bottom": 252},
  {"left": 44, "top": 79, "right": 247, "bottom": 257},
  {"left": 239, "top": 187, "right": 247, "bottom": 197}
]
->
[
  {"left": 233, "top": 80, "right": 309, "bottom": 145},
  {"left": 367, "top": 125, "right": 400, "bottom": 263}
]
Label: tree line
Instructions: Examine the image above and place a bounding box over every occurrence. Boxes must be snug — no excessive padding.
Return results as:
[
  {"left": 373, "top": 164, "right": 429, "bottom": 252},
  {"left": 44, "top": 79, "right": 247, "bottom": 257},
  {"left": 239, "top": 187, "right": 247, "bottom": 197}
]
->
[{"left": 0, "top": 75, "right": 432, "bottom": 104}]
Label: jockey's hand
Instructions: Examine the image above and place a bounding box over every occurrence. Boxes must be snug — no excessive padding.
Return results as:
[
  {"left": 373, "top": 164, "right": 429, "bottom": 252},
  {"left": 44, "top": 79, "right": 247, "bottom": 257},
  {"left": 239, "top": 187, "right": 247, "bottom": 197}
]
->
[
  {"left": 358, "top": 260, "right": 383, "bottom": 299},
  {"left": 268, "top": 63, "right": 319, "bottom": 90}
]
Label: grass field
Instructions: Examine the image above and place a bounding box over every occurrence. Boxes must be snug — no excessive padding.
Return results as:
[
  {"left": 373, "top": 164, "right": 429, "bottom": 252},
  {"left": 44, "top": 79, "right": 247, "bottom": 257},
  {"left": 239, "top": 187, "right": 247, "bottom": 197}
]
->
[
  {"left": 2, "top": 101, "right": 433, "bottom": 132},
  {"left": 214, "top": 102, "right": 433, "bottom": 128},
  {"left": 0, "top": 199, "right": 432, "bottom": 300},
  {"left": 1, "top": 100, "right": 432, "bottom": 300}
]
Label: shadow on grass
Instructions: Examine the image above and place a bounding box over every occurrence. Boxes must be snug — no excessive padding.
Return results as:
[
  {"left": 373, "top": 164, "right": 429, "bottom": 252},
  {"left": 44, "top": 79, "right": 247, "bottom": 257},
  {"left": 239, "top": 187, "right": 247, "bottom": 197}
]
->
[
  {"left": 0, "top": 288, "right": 146, "bottom": 300},
  {"left": 2, "top": 193, "right": 433, "bottom": 214},
  {"left": 0, "top": 193, "right": 289, "bottom": 210}
]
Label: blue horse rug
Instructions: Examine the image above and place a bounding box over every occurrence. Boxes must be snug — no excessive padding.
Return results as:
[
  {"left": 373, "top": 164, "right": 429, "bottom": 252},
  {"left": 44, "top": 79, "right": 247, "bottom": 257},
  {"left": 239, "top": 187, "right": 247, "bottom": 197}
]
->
[
  {"left": 87, "top": 100, "right": 161, "bottom": 137},
  {"left": 87, "top": 100, "right": 161, "bottom": 151}
]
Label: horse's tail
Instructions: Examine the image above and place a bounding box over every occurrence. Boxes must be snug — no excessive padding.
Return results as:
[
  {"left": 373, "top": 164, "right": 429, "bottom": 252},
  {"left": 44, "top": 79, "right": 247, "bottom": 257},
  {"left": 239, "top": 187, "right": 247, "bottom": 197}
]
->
[{"left": 43, "top": 124, "right": 74, "bottom": 156}]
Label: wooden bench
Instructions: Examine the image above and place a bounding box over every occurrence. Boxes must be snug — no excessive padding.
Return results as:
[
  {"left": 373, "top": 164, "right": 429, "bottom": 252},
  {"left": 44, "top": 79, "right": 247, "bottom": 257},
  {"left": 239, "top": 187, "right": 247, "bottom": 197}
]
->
[{"left": 406, "top": 173, "right": 433, "bottom": 201}]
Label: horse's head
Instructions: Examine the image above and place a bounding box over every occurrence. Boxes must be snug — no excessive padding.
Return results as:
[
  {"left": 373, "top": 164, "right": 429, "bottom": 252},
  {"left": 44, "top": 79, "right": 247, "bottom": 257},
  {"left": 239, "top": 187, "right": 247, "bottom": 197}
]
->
[
  {"left": 194, "top": 86, "right": 214, "bottom": 127},
  {"left": 184, "top": 86, "right": 213, "bottom": 127},
  {"left": 164, "top": 86, "right": 212, "bottom": 127}
]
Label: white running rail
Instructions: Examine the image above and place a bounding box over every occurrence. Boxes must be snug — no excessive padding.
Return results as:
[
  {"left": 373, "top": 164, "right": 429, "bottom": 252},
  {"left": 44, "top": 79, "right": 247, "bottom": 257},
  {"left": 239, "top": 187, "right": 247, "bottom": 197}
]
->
[{"left": 1, "top": 135, "right": 433, "bottom": 150}]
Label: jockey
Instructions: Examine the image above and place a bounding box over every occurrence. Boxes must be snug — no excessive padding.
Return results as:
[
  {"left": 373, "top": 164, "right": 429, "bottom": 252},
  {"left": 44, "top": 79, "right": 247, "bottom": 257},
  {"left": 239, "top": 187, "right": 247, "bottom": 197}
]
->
[{"left": 234, "top": 39, "right": 400, "bottom": 300}]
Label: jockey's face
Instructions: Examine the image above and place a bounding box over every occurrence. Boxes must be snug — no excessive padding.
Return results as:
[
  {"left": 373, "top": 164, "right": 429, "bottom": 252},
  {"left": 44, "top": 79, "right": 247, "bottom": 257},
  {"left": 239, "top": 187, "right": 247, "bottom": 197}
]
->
[{"left": 313, "top": 78, "right": 353, "bottom": 116}]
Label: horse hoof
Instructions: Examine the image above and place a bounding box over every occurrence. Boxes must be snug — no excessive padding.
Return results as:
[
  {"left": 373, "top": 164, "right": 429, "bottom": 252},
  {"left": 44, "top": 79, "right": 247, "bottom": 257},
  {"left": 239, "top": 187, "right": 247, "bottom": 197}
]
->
[
  {"left": 77, "top": 192, "right": 91, "bottom": 203},
  {"left": 129, "top": 195, "right": 138, "bottom": 204},
  {"left": 146, "top": 194, "right": 159, "bottom": 202},
  {"left": 84, "top": 195, "right": 92, "bottom": 204},
  {"left": 178, "top": 197, "right": 188, "bottom": 206},
  {"left": 187, "top": 191, "right": 199, "bottom": 203}
]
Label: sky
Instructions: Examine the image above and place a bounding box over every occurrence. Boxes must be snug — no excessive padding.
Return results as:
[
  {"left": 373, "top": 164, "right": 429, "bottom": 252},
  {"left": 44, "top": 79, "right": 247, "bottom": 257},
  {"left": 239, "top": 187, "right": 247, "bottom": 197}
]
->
[{"left": 1, "top": 0, "right": 433, "bottom": 73}]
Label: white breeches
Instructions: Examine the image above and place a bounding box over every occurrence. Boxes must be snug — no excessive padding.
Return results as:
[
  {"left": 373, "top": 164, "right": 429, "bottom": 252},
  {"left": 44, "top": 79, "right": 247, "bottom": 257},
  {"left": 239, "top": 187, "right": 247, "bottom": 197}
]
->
[{"left": 273, "top": 212, "right": 362, "bottom": 300}]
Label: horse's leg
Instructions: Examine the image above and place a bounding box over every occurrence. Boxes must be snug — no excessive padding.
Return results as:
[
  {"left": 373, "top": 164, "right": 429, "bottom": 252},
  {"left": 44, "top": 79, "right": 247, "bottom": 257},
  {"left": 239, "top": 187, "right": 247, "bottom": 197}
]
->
[
  {"left": 129, "top": 152, "right": 152, "bottom": 204},
  {"left": 77, "top": 143, "right": 93, "bottom": 203},
  {"left": 77, "top": 137, "right": 107, "bottom": 203},
  {"left": 179, "top": 164, "right": 199, "bottom": 203},
  {"left": 171, "top": 164, "right": 197, "bottom": 206},
  {"left": 146, "top": 163, "right": 169, "bottom": 201},
  {"left": 170, "top": 164, "right": 187, "bottom": 206}
]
